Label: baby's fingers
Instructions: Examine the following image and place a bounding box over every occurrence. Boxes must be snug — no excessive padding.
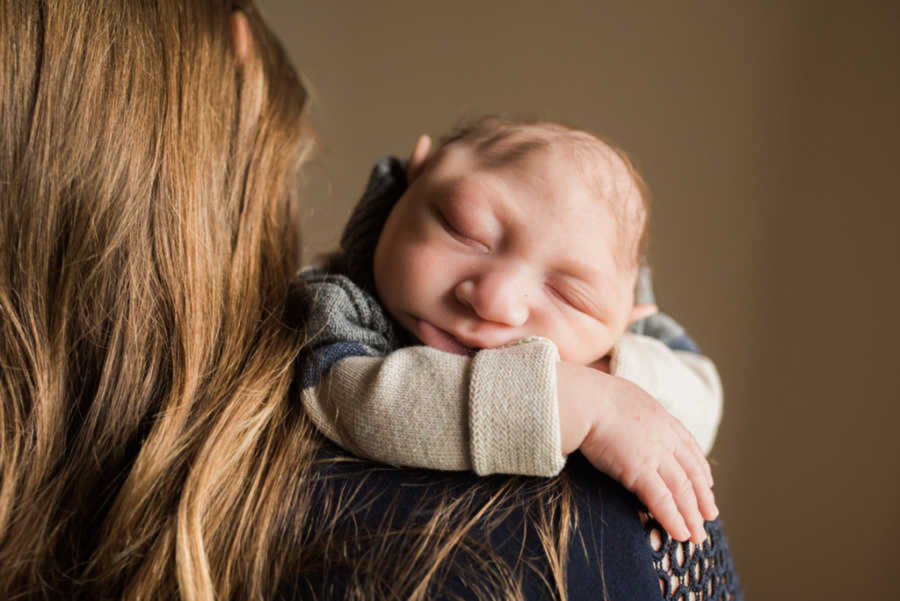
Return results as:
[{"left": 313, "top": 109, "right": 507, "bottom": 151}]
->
[
  {"left": 675, "top": 446, "right": 718, "bottom": 522},
  {"left": 658, "top": 458, "right": 706, "bottom": 544},
  {"left": 675, "top": 421, "right": 713, "bottom": 487},
  {"left": 688, "top": 430, "right": 714, "bottom": 487},
  {"left": 633, "top": 470, "right": 691, "bottom": 542}
]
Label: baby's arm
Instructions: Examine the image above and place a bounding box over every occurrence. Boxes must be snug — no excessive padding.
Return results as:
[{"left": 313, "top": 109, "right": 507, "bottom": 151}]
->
[
  {"left": 306, "top": 337, "right": 717, "bottom": 543},
  {"left": 303, "top": 338, "right": 565, "bottom": 476},
  {"left": 300, "top": 270, "right": 717, "bottom": 542}
]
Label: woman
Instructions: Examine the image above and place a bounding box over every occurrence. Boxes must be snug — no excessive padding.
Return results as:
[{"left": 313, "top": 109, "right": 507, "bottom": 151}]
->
[{"left": 0, "top": 2, "right": 740, "bottom": 599}]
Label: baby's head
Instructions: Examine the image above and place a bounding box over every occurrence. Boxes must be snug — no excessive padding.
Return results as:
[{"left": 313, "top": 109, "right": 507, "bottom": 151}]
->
[{"left": 374, "top": 117, "right": 652, "bottom": 365}]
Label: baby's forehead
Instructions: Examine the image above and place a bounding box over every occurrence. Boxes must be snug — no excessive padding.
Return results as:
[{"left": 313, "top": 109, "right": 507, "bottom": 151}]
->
[
  {"left": 435, "top": 125, "right": 645, "bottom": 266},
  {"left": 441, "top": 125, "right": 637, "bottom": 205}
]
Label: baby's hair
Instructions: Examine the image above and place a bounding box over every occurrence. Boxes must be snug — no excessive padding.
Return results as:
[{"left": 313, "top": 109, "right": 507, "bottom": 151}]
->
[{"left": 425, "top": 116, "right": 651, "bottom": 271}]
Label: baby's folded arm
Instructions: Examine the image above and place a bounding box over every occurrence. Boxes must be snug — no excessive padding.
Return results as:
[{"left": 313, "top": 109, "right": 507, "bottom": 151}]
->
[
  {"left": 301, "top": 349, "right": 472, "bottom": 471},
  {"left": 301, "top": 340, "right": 566, "bottom": 477}
]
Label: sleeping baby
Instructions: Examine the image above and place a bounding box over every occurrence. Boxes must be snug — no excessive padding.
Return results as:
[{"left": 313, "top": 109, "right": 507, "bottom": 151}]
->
[{"left": 300, "top": 117, "right": 722, "bottom": 543}]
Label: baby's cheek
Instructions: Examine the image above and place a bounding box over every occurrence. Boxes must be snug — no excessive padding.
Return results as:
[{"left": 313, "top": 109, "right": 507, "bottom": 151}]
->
[
  {"left": 391, "top": 242, "right": 447, "bottom": 298},
  {"left": 528, "top": 314, "right": 576, "bottom": 362},
  {"left": 559, "top": 321, "right": 612, "bottom": 365}
]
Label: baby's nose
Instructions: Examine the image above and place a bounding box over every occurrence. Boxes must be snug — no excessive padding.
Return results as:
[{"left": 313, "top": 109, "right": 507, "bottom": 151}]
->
[{"left": 455, "top": 270, "right": 530, "bottom": 327}]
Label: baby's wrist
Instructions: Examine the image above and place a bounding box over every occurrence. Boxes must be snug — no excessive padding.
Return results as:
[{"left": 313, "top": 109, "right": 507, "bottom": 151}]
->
[{"left": 556, "top": 361, "right": 616, "bottom": 454}]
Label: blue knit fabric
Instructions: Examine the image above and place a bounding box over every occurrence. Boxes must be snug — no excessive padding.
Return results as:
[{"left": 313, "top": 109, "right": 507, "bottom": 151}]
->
[{"left": 299, "top": 341, "right": 370, "bottom": 389}]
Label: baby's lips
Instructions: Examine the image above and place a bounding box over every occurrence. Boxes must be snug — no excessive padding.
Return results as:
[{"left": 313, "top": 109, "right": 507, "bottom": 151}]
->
[{"left": 415, "top": 319, "right": 475, "bottom": 355}]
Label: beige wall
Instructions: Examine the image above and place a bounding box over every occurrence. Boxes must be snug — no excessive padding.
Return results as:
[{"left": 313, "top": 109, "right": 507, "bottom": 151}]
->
[{"left": 263, "top": 1, "right": 900, "bottom": 598}]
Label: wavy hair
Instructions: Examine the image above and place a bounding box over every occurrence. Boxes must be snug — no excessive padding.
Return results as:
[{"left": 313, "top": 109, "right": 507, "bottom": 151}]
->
[
  {"left": 0, "top": 2, "right": 574, "bottom": 600},
  {"left": 0, "top": 1, "right": 313, "bottom": 598}
]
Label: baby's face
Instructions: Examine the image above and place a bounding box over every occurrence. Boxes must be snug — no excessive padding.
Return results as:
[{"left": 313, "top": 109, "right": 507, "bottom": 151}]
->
[{"left": 373, "top": 143, "right": 638, "bottom": 365}]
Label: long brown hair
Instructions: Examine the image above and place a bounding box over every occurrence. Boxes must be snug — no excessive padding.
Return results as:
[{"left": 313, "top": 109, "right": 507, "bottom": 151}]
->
[
  {"left": 0, "top": 2, "right": 574, "bottom": 600},
  {"left": 1, "top": 1, "right": 313, "bottom": 598}
]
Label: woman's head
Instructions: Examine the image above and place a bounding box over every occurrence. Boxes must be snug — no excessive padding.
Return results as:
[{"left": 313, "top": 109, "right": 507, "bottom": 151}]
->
[
  {"left": 2, "top": 0, "right": 310, "bottom": 287},
  {"left": 1, "top": 1, "right": 314, "bottom": 598},
  {"left": 1, "top": 4, "right": 582, "bottom": 599}
]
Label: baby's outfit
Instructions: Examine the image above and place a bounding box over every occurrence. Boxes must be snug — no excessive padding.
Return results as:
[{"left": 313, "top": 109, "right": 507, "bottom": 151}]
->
[{"left": 299, "top": 157, "right": 722, "bottom": 477}]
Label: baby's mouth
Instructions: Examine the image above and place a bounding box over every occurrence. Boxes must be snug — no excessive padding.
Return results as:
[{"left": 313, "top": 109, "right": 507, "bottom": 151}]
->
[{"left": 414, "top": 320, "right": 479, "bottom": 356}]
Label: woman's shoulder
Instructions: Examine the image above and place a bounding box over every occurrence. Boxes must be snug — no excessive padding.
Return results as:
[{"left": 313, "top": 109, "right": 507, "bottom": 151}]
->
[{"left": 281, "top": 444, "right": 741, "bottom": 600}]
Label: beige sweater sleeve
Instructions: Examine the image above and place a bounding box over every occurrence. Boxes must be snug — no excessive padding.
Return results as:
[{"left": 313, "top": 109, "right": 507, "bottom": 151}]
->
[
  {"left": 301, "top": 337, "right": 566, "bottom": 476},
  {"left": 610, "top": 333, "right": 723, "bottom": 454}
]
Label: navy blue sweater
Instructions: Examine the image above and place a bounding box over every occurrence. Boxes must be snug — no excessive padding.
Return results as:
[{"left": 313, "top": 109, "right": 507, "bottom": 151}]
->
[{"left": 284, "top": 444, "right": 741, "bottom": 600}]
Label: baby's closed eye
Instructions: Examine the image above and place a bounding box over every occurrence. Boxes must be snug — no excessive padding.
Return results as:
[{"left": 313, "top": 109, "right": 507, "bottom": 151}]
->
[
  {"left": 434, "top": 206, "right": 491, "bottom": 252},
  {"left": 545, "top": 279, "right": 603, "bottom": 319}
]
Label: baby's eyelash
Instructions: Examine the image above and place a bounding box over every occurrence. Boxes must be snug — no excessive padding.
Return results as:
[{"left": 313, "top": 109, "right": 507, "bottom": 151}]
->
[
  {"left": 438, "top": 211, "right": 465, "bottom": 237},
  {"left": 437, "top": 210, "right": 490, "bottom": 252},
  {"left": 546, "top": 284, "right": 575, "bottom": 307},
  {"left": 547, "top": 282, "right": 594, "bottom": 316}
]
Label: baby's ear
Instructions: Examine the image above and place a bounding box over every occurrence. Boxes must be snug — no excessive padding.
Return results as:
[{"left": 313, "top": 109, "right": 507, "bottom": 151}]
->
[
  {"left": 628, "top": 303, "right": 658, "bottom": 324},
  {"left": 230, "top": 11, "right": 254, "bottom": 65},
  {"left": 406, "top": 134, "right": 432, "bottom": 182}
]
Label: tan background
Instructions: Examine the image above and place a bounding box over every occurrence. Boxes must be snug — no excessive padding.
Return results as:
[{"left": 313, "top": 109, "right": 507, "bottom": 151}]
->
[{"left": 263, "top": 1, "right": 900, "bottom": 598}]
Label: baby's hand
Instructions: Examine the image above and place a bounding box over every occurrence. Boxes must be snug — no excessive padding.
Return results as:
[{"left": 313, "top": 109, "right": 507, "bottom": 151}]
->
[{"left": 557, "top": 362, "right": 718, "bottom": 543}]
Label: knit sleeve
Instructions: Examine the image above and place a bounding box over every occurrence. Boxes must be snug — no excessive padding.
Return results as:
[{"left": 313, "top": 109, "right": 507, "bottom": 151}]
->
[
  {"left": 301, "top": 337, "right": 566, "bottom": 477},
  {"left": 468, "top": 337, "right": 565, "bottom": 476}
]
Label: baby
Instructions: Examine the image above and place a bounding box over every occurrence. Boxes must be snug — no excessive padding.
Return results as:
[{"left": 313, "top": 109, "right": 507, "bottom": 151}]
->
[{"left": 300, "top": 118, "right": 721, "bottom": 543}]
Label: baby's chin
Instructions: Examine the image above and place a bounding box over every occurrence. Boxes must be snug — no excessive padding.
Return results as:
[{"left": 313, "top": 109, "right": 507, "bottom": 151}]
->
[{"left": 413, "top": 319, "right": 478, "bottom": 356}]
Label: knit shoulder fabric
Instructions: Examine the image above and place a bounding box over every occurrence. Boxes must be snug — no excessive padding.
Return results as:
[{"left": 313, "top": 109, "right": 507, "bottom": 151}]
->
[
  {"left": 642, "top": 512, "right": 743, "bottom": 600},
  {"left": 299, "top": 269, "right": 402, "bottom": 388},
  {"left": 325, "top": 156, "right": 408, "bottom": 296}
]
